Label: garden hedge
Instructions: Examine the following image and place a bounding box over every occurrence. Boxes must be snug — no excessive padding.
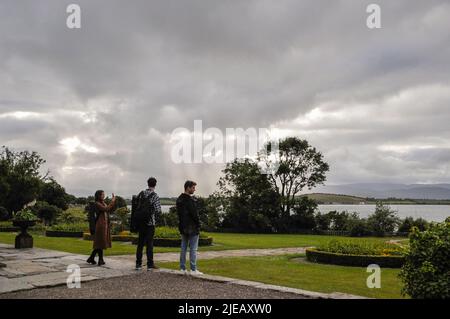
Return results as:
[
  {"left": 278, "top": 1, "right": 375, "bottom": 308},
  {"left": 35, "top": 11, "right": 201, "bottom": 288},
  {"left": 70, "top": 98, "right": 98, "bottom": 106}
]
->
[
  {"left": 82, "top": 233, "right": 213, "bottom": 247},
  {"left": 0, "top": 226, "right": 19, "bottom": 232},
  {"left": 46, "top": 230, "right": 84, "bottom": 238},
  {"left": 305, "top": 248, "right": 405, "bottom": 268}
]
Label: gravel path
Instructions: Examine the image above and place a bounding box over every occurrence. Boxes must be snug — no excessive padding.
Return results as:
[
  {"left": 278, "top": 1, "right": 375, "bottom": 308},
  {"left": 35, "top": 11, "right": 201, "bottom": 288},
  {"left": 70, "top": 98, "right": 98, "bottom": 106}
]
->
[{"left": 0, "top": 270, "right": 308, "bottom": 299}]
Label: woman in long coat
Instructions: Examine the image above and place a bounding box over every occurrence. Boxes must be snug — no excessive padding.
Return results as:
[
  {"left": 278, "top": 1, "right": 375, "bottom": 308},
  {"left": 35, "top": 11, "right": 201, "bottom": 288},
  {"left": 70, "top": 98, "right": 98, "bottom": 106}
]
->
[{"left": 87, "top": 190, "right": 116, "bottom": 266}]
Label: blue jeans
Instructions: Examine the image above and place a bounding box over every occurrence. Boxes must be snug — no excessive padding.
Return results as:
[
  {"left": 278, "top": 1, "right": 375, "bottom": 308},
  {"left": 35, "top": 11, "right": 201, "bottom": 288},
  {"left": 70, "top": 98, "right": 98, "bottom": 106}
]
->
[{"left": 180, "top": 234, "right": 199, "bottom": 271}]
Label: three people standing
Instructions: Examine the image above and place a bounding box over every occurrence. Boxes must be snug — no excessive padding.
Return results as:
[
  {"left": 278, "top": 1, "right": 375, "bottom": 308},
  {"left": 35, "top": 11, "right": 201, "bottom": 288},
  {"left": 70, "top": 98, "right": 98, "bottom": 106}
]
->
[{"left": 87, "top": 179, "right": 202, "bottom": 275}]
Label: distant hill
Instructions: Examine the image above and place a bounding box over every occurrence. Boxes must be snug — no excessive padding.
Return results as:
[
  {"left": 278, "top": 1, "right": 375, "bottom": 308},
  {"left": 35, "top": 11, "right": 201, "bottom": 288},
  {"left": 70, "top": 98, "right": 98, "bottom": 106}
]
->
[
  {"left": 300, "top": 193, "right": 367, "bottom": 204},
  {"left": 312, "top": 183, "right": 450, "bottom": 200},
  {"left": 302, "top": 193, "right": 450, "bottom": 205}
]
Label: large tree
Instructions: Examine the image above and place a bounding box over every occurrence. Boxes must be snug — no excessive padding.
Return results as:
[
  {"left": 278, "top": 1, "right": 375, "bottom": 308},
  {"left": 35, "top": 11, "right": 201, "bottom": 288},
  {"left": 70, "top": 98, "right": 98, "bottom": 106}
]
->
[
  {"left": 261, "top": 137, "right": 329, "bottom": 218},
  {"left": 217, "top": 158, "right": 281, "bottom": 232},
  {"left": 0, "top": 146, "right": 49, "bottom": 215},
  {"left": 39, "top": 178, "right": 70, "bottom": 210}
]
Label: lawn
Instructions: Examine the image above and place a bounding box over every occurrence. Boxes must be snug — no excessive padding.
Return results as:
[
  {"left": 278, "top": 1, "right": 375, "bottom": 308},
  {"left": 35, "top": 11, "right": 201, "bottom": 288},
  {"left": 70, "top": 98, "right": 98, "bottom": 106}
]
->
[
  {"left": 204, "top": 232, "right": 402, "bottom": 250},
  {"left": 0, "top": 231, "right": 404, "bottom": 256},
  {"left": 0, "top": 231, "right": 403, "bottom": 256},
  {"left": 160, "top": 254, "right": 406, "bottom": 299}
]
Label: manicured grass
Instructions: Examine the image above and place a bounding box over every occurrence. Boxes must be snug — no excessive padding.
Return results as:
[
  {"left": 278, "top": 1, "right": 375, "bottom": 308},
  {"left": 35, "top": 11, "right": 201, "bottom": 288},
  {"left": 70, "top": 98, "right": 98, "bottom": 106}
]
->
[
  {"left": 0, "top": 231, "right": 405, "bottom": 256},
  {"left": 160, "top": 254, "right": 405, "bottom": 299},
  {"left": 0, "top": 232, "right": 179, "bottom": 256},
  {"left": 204, "top": 232, "right": 403, "bottom": 250}
]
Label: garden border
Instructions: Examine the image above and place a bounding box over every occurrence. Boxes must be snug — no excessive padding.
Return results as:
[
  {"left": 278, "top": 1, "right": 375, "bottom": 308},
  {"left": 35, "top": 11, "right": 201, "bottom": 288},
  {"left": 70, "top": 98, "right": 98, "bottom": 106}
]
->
[{"left": 305, "top": 248, "right": 404, "bottom": 268}]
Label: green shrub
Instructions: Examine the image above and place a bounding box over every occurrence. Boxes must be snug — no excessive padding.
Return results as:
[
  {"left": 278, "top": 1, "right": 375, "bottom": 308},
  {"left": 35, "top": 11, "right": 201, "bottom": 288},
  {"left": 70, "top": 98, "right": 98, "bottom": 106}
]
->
[
  {"left": 31, "top": 201, "right": 62, "bottom": 225},
  {"left": 48, "top": 222, "right": 89, "bottom": 232},
  {"left": 399, "top": 218, "right": 450, "bottom": 299},
  {"left": 110, "top": 206, "right": 130, "bottom": 233},
  {"left": 347, "top": 218, "right": 372, "bottom": 237},
  {"left": 157, "top": 207, "right": 179, "bottom": 227},
  {"left": 398, "top": 217, "right": 429, "bottom": 233},
  {"left": 56, "top": 207, "right": 87, "bottom": 224},
  {"left": 367, "top": 202, "right": 400, "bottom": 236},
  {"left": 0, "top": 221, "right": 13, "bottom": 227}
]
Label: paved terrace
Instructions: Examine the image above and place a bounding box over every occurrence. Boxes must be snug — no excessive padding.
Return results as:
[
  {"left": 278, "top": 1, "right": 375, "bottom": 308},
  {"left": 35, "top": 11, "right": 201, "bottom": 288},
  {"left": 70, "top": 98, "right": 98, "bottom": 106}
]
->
[{"left": 0, "top": 243, "right": 364, "bottom": 299}]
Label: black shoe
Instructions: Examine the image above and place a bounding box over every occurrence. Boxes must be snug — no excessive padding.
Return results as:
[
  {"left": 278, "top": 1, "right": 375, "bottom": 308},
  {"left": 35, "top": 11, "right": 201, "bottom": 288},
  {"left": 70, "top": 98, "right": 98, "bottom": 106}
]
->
[
  {"left": 86, "top": 257, "right": 96, "bottom": 265},
  {"left": 136, "top": 263, "right": 142, "bottom": 270},
  {"left": 98, "top": 260, "right": 105, "bottom": 266}
]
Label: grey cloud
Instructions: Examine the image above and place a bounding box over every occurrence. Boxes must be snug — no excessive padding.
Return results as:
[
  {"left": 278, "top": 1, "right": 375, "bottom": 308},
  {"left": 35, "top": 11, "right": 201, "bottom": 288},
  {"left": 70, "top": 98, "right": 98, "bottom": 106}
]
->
[{"left": 1, "top": 0, "right": 450, "bottom": 196}]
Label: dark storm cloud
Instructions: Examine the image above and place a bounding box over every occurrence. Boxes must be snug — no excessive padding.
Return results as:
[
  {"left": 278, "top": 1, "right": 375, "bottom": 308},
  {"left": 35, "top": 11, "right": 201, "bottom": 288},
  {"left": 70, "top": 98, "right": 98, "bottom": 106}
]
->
[{"left": 1, "top": 0, "right": 449, "bottom": 196}]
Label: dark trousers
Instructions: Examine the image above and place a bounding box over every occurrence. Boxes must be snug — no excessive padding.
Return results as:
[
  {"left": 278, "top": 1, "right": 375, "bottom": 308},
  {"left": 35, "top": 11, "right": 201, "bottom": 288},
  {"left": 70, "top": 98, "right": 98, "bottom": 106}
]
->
[{"left": 136, "top": 225, "right": 155, "bottom": 266}]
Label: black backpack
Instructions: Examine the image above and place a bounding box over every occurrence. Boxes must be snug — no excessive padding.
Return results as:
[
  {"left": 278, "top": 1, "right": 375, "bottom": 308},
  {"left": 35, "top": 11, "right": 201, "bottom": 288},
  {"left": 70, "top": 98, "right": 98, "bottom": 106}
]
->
[
  {"left": 85, "top": 202, "right": 98, "bottom": 235},
  {"left": 130, "top": 191, "right": 155, "bottom": 232}
]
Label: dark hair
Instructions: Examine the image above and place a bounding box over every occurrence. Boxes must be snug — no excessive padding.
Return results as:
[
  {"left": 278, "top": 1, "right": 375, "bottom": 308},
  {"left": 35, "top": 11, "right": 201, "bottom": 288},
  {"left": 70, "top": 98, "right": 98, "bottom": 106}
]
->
[
  {"left": 147, "top": 177, "right": 157, "bottom": 188},
  {"left": 94, "top": 190, "right": 104, "bottom": 202},
  {"left": 184, "top": 180, "right": 197, "bottom": 190}
]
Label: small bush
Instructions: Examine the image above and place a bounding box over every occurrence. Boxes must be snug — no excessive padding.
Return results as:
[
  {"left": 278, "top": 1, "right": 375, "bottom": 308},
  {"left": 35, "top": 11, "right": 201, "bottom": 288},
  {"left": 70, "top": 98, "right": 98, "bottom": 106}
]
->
[
  {"left": 399, "top": 218, "right": 450, "bottom": 299},
  {"left": 347, "top": 218, "right": 372, "bottom": 237},
  {"left": 31, "top": 201, "right": 62, "bottom": 225},
  {"left": 56, "top": 207, "right": 87, "bottom": 224},
  {"left": 157, "top": 207, "right": 179, "bottom": 227},
  {"left": 398, "top": 217, "right": 429, "bottom": 233},
  {"left": 48, "top": 222, "right": 89, "bottom": 232}
]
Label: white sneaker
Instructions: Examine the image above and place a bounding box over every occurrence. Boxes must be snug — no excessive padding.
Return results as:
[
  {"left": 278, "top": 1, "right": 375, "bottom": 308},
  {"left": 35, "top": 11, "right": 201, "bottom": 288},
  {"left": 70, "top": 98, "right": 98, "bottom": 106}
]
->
[
  {"left": 190, "top": 270, "right": 204, "bottom": 275},
  {"left": 180, "top": 269, "right": 187, "bottom": 275}
]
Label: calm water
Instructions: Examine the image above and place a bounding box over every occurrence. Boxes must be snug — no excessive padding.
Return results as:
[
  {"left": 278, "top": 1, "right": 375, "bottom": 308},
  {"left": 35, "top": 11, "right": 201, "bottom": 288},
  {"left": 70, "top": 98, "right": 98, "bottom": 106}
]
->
[{"left": 318, "top": 204, "right": 450, "bottom": 222}]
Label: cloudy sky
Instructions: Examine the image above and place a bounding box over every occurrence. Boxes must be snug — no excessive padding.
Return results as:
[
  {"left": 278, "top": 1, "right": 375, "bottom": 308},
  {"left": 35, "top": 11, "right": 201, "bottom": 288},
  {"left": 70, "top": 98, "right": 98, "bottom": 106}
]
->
[{"left": 1, "top": 0, "right": 450, "bottom": 197}]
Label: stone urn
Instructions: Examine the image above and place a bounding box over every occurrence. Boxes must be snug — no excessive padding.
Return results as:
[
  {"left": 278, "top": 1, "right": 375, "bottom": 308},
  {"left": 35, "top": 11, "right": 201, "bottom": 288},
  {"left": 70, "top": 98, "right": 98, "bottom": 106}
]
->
[{"left": 13, "top": 220, "right": 36, "bottom": 249}]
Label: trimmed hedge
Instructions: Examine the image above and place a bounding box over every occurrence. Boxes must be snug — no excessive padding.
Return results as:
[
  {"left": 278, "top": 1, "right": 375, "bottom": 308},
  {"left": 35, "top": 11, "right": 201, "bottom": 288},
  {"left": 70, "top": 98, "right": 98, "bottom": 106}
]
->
[
  {"left": 82, "top": 233, "right": 136, "bottom": 242},
  {"left": 132, "top": 237, "right": 213, "bottom": 247},
  {"left": 82, "top": 233, "right": 213, "bottom": 247},
  {"left": 46, "top": 230, "right": 84, "bottom": 238},
  {"left": 305, "top": 249, "right": 405, "bottom": 268},
  {"left": 0, "top": 226, "right": 19, "bottom": 232}
]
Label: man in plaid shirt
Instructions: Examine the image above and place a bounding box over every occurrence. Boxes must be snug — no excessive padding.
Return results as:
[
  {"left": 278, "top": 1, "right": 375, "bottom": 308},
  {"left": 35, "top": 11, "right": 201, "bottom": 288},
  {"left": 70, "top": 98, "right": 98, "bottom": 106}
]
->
[{"left": 135, "top": 177, "right": 162, "bottom": 270}]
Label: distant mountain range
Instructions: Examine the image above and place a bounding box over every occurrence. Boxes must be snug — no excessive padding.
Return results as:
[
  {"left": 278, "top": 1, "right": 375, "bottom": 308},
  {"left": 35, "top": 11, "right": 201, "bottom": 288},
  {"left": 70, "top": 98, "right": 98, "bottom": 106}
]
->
[{"left": 312, "top": 183, "right": 450, "bottom": 200}]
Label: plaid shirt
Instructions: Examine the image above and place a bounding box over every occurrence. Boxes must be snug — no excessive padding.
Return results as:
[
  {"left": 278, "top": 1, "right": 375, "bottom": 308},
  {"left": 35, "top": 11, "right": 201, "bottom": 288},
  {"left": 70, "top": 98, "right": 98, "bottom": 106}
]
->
[{"left": 142, "top": 188, "right": 162, "bottom": 226}]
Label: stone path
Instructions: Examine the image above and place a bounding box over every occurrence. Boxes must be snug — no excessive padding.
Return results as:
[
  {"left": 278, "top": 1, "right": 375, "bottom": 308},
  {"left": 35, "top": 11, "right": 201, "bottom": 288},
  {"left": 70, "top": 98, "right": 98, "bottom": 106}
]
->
[{"left": 0, "top": 243, "right": 363, "bottom": 299}]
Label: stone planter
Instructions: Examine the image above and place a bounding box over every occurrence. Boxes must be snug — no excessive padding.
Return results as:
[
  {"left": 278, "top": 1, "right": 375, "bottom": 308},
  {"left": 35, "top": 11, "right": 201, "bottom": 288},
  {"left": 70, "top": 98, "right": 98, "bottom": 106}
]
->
[{"left": 12, "top": 220, "right": 36, "bottom": 249}]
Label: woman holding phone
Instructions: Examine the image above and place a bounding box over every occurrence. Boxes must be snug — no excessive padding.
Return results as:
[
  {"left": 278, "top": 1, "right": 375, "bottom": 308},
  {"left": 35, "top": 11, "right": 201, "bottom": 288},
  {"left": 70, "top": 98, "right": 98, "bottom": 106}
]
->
[{"left": 87, "top": 190, "right": 116, "bottom": 266}]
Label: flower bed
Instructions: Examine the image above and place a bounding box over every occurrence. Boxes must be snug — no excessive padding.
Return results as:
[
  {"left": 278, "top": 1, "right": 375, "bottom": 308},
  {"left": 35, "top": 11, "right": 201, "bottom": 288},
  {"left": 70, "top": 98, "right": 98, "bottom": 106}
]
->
[
  {"left": 305, "top": 239, "right": 405, "bottom": 268},
  {"left": 46, "top": 223, "right": 88, "bottom": 238}
]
